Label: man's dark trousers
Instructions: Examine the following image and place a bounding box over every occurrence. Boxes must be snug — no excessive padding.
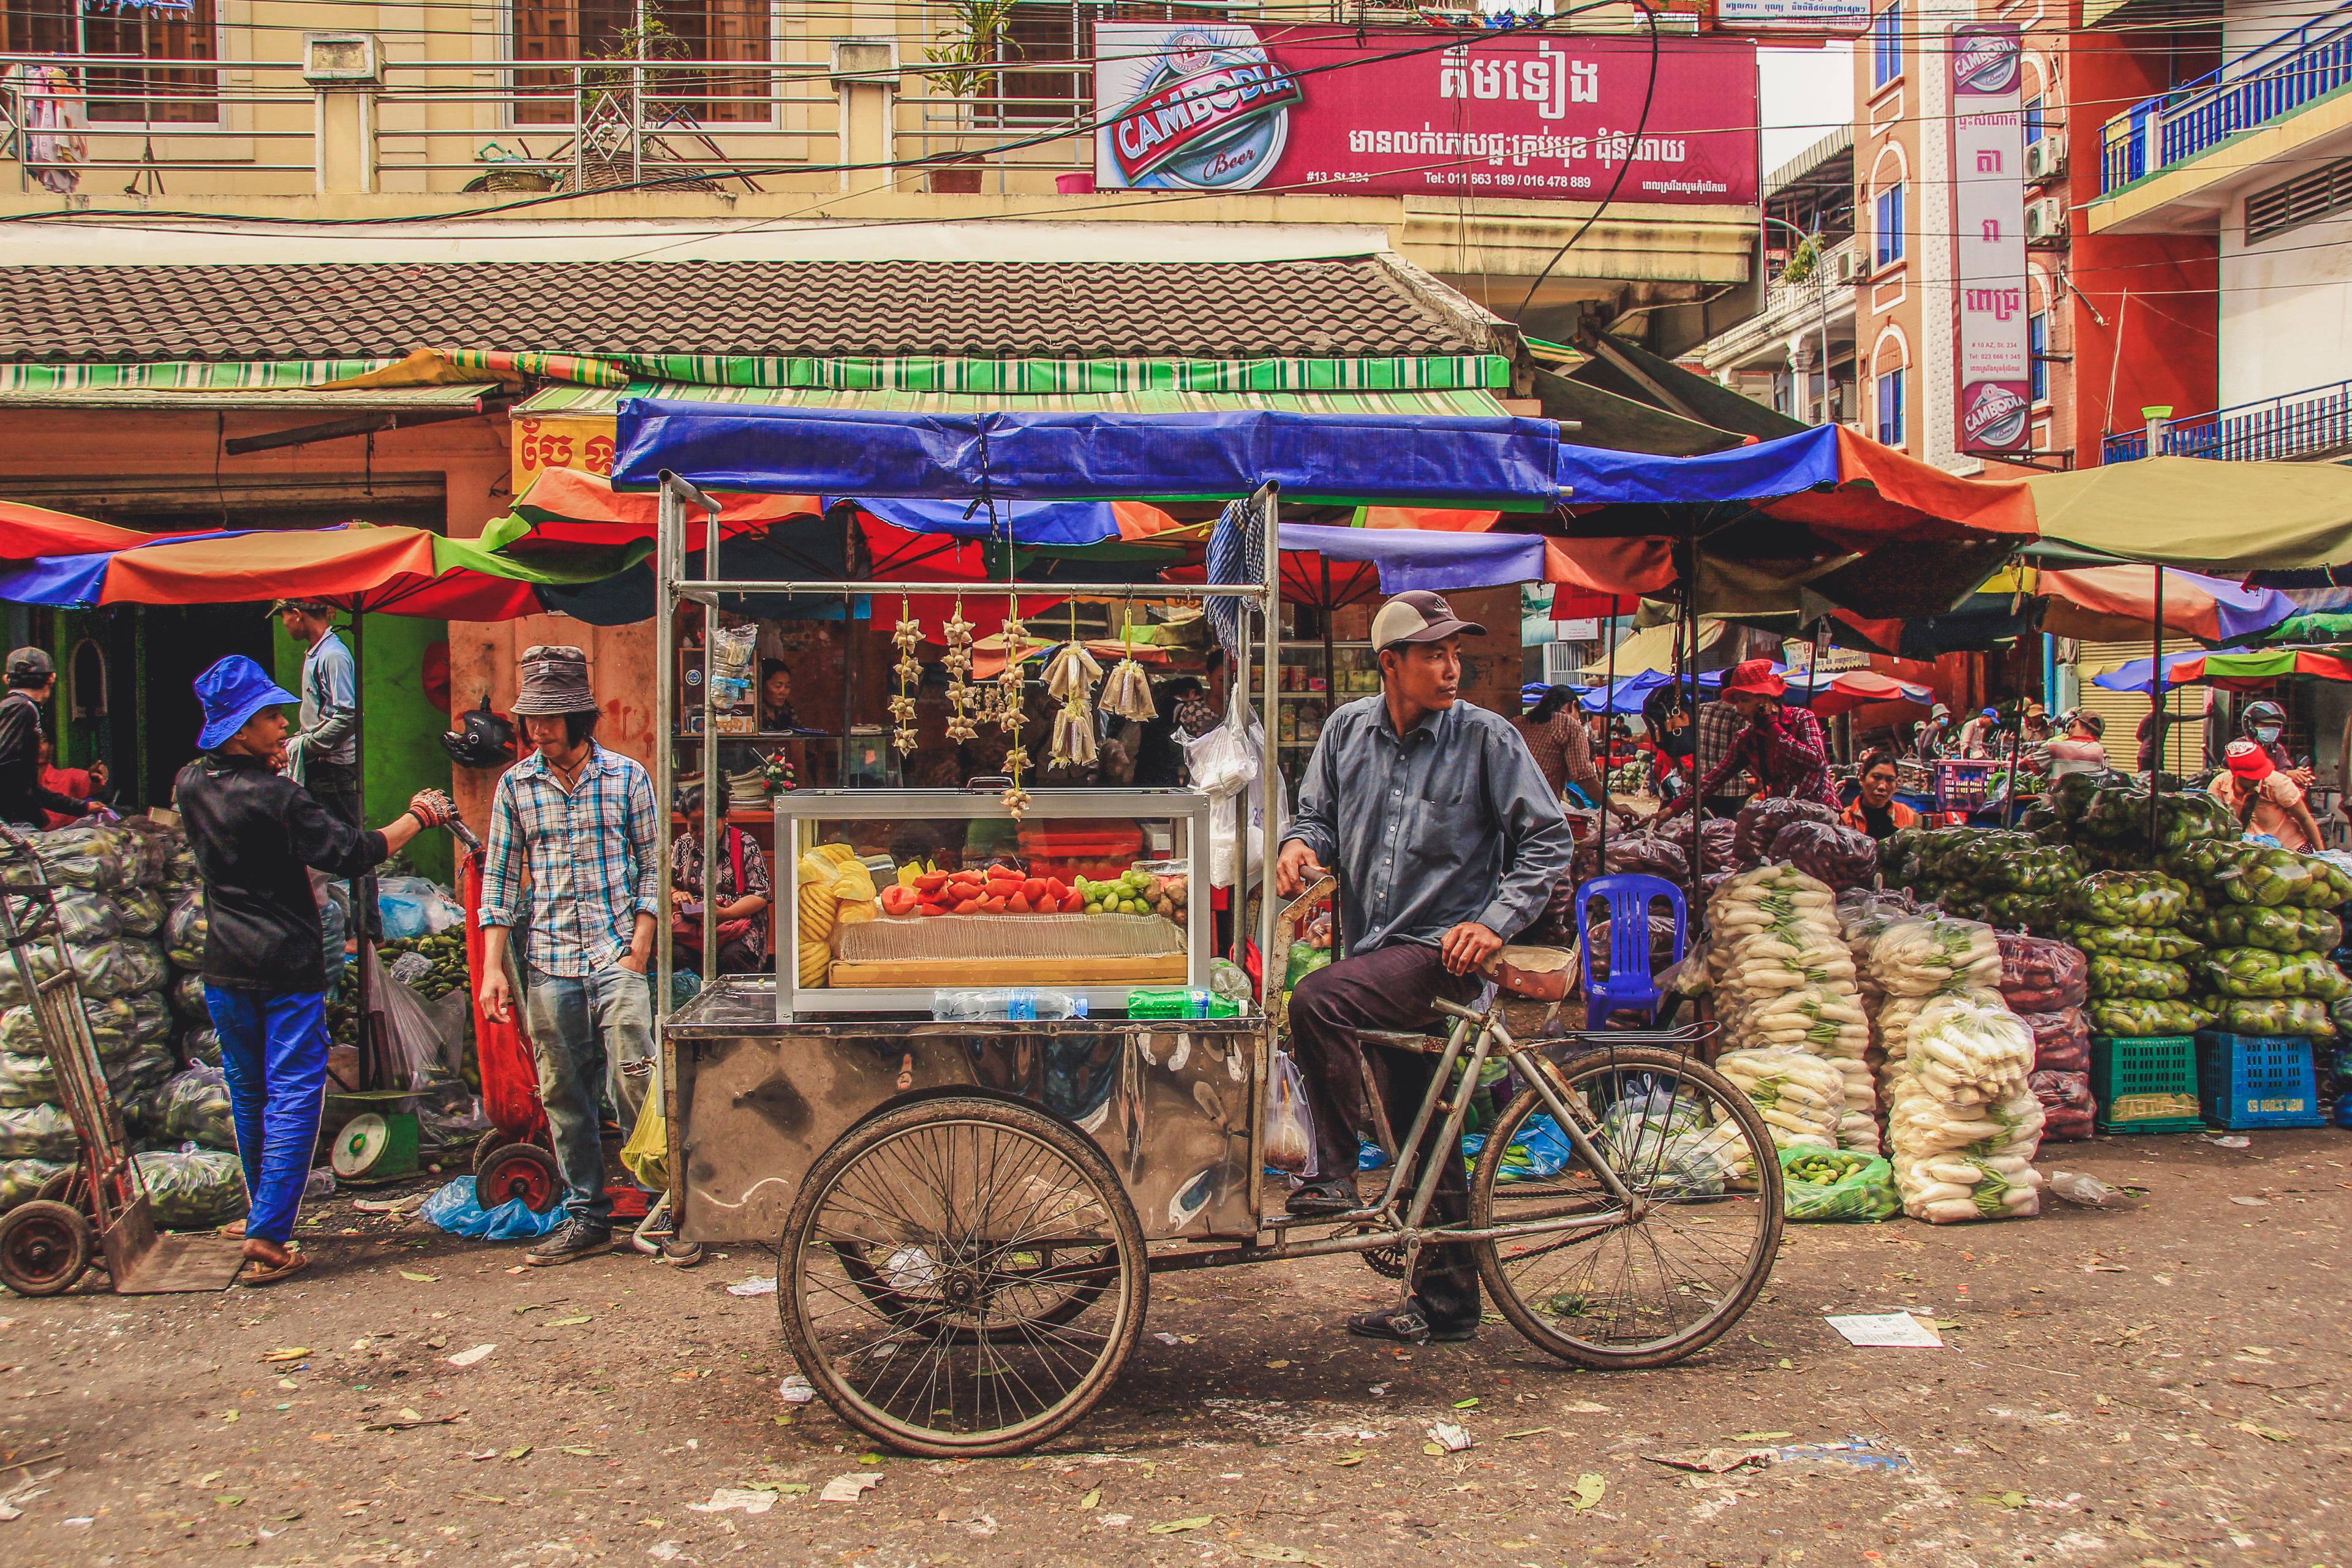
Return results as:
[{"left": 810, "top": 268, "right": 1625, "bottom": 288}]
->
[{"left": 1287, "top": 941, "right": 1483, "bottom": 1330}]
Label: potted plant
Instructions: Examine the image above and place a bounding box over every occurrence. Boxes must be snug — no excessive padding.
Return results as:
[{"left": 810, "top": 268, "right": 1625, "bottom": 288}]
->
[{"left": 921, "top": 0, "right": 1021, "bottom": 191}]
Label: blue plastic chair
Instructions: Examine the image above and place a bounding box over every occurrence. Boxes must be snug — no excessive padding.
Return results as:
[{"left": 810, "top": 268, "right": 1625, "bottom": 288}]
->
[{"left": 1574, "top": 873, "right": 1687, "bottom": 1030}]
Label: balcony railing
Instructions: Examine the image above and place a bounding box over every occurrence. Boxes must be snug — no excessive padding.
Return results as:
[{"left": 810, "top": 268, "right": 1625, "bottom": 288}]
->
[
  {"left": 2100, "top": 12, "right": 2352, "bottom": 195},
  {"left": 2100, "top": 377, "right": 2352, "bottom": 463}
]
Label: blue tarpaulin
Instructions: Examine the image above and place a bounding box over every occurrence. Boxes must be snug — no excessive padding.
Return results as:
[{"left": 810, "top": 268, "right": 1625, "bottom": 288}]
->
[
  {"left": 1276, "top": 522, "right": 1547, "bottom": 592},
  {"left": 1553, "top": 424, "right": 1844, "bottom": 506},
  {"left": 612, "top": 402, "right": 1574, "bottom": 508},
  {"left": 849, "top": 496, "right": 1136, "bottom": 548}
]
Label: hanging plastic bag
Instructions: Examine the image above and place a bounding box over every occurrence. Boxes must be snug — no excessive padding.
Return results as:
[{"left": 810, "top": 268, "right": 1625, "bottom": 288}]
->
[
  {"left": 1185, "top": 687, "right": 1287, "bottom": 891},
  {"left": 374, "top": 875, "right": 463, "bottom": 942},
  {"left": 130, "top": 1148, "right": 249, "bottom": 1230},
  {"left": 364, "top": 944, "right": 453, "bottom": 1091},
  {"left": 1262, "top": 1049, "right": 1317, "bottom": 1177},
  {"left": 619, "top": 1081, "right": 669, "bottom": 1189},
  {"left": 421, "top": 1175, "right": 567, "bottom": 1242}
]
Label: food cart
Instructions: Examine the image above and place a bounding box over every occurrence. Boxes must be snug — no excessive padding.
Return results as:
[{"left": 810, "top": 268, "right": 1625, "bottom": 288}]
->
[{"left": 631, "top": 405, "right": 1782, "bottom": 1457}]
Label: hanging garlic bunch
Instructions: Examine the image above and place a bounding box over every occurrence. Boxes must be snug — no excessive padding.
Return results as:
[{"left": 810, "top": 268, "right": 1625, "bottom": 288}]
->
[
  {"left": 941, "top": 596, "right": 977, "bottom": 742},
  {"left": 889, "top": 597, "right": 922, "bottom": 756},
  {"left": 992, "top": 599, "right": 1027, "bottom": 733},
  {"left": 1101, "top": 654, "right": 1154, "bottom": 722},
  {"left": 1002, "top": 742, "right": 1031, "bottom": 819}
]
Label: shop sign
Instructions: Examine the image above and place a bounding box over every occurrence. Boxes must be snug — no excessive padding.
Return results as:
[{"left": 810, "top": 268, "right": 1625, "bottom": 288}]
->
[
  {"left": 511, "top": 414, "right": 616, "bottom": 487},
  {"left": 1713, "top": 0, "right": 1874, "bottom": 34},
  {"left": 1948, "top": 21, "right": 2031, "bottom": 456},
  {"left": 1093, "top": 23, "right": 1759, "bottom": 206}
]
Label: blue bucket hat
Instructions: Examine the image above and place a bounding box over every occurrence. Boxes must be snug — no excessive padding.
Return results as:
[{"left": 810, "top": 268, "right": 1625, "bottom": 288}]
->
[{"left": 194, "top": 655, "right": 298, "bottom": 751}]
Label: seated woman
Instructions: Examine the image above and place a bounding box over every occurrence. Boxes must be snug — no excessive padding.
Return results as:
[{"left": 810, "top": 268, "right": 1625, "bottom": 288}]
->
[
  {"left": 760, "top": 658, "right": 797, "bottom": 731},
  {"left": 1838, "top": 748, "right": 1919, "bottom": 840},
  {"left": 671, "top": 783, "right": 773, "bottom": 974}
]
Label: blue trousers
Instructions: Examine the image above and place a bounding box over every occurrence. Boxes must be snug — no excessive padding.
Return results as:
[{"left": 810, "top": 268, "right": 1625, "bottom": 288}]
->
[{"left": 203, "top": 986, "right": 330, "bottom": 1246}]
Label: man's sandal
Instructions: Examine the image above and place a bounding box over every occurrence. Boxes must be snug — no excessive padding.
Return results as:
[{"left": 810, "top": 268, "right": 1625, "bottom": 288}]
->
[
  {"left": 241, "top": 1252, "right": 310, "bottom": 1286},
  {"left": 1346, "top": 1306, "right": 1474, "bottom": 1344}
]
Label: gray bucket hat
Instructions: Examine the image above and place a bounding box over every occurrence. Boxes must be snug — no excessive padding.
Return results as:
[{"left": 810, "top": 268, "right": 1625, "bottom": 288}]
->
[{"left": 511, "top": 644, "right": 597, "bottom": 715}]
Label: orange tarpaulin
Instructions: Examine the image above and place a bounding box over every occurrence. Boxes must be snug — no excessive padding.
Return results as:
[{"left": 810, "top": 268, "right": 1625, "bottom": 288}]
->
[{"left": 0, "top": 502, "right": 172, "bottom": 560}]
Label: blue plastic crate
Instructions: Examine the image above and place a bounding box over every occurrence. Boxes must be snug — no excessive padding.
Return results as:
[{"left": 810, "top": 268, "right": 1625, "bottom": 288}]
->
[{"left": 2193, "top": 1031, "right": 2326, "bottom": 1130}]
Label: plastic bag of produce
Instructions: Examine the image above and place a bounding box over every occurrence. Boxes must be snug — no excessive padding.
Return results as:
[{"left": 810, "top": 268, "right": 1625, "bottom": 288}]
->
[
  {"left": 179, "top": 1026, "right": 221, "bottom": 1068},
  {"left": 171, "top": 970, "right": 208, "bottom": 1022},
  {"left": 2199, "top": 842, "right": 2352, "bottom": 910},
  {"left": 0, "top": 1157, "right": 67, "bottom": 1212},
  {"left": 2060, "top": 872, "right": 2189, "bottom": 929},
  {"left": 131, "top": 1148, "right": 248, "bottom": 1231},
  {"left": 1994, "top": 940, "right": 2088, "bottom": 1011},
  {"left": 109, "top": 884, "right": 167, "bottom": 938},
  {"left": 0, "top": 994, "right": 134, "bottom": 1057},
  {"left": 69, "top": 937, "right": 166, "bottom": 1000},
  {"left": 2203, "top": 905, "right": 2343, "bottom": 954},
  {"left": 1904, "top": 995, "right": 2037, "bottom": 1105},
  {"left": 2030, "top": 1069, "right": 2095, "bottom": 1142},
  {"left": 1778, "top": 1146, "right": 1900, "bottom": 1222},
  {"left": 2048, "top": 770, "right": 2115, "bottom": 824},
  {"left": 1886, "top": 1078, "right": 2045, "bottom": 1224},
  {"left": 0, "top": 1050, "right": 57, "bottom": 1109},
  {"left": 1867, "top": 916, "right": 2002, "bottom": 997},
  {"left": 2215, "top": 995, "right": 2340, "bottom": 1041},
  {"left": 159, "top": 1065, "right": 236, "bottom": 1150},
  {"left": 164, "top": 890, "right": 206, "bottom": 971},
  {"left": 1733, "top": 797, "right": 1837, "bottom": 867},
  {"left": 2087, "top": 953, "right": 2193, "bottom": 1000},
  {"left": 116, "top": 813, "right": 184, "bottom": 891},
  {"left": 31, "top": 823, "right": 141, "bottom": 891},
  {"left": 1722, "top": 984, "right": 1869, "bottom": 1057},
  {"left": 1262, "top": 1049, "right": 1316, "bottom": 1177},
  {"left": 375, "top": 875, "right": 464, "bottom": 941},
  {"left": 1980, "top": 891, "right": 2060, "bottom": 934},
  {"left": 1874, "top": 986, "right": 2006, "bottom": 1065},
  {"left": 108, "top": 1040, "right": 175, "bottom": 1101},
  {"left": 0, "top": 1102, "right": 78, "bottom": 1162},
  {"left": 2061, "top": 922, "right": 2203, "bottom": 962},
  {"left": 1768, "top": 819, "right": 1879, "bottom": 891},
  {"left": 1714, "top": 1047, "right": 1842, "bottom": 1150},
  {"left": 2086, "top": 995, "right": 2215, "bottom": 1036},
  {"left": 1654, "top": 813, "right": 1738, "bottom": 872},
  {"left": 51, "top": 886, "right": 121, "bottom": 946},
  {"left": 2203, "top": 946, "right": 2350, "bottom": 1000},
  {"left": 0, "top": 943, "right": 62, "bottom": 1009},
  {"left": 1593, "top": 832, "right": 1689, "bottom": 885},
  {"left": 2019, "top": 1008, "right": 2090, "bottom": 1073}
]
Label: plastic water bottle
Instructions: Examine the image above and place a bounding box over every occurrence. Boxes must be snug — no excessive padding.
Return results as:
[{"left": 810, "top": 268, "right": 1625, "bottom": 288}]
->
[{"left": 930, "top": 989, "right": 1088, "bottom": 1021}]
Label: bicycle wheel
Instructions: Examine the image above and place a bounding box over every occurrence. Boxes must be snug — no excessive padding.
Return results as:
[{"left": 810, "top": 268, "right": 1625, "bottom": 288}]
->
[
  {"left": 1469, "top": 1044, "right": 1782, "bottom": 1370},
  {"left": 778, "top": 1096, "right": 1148, "bottom": 1458}
]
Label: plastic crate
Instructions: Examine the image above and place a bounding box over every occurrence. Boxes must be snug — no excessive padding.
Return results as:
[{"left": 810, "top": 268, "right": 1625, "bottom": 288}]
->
[
  {"left": 2090, "top": 1034, "right": 2206, "bottom": 1133},
  {"left": 2194, "top": 1030, "right": 2326, "bottom": 1129},
  {"left": 1934, "top": 759, "right": 2003, "bottom": 812}
]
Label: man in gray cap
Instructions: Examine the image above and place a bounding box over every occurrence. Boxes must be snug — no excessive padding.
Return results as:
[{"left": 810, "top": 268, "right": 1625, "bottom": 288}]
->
[
  {"left": 0, "top": 648, "right": 93, "bottom": 829},
  {"left": 1273, "top": 591, "right": 1574, "bottom": 1344},
  {"left": 476, "top": 646, "right": 660, "bottom": 1266}
]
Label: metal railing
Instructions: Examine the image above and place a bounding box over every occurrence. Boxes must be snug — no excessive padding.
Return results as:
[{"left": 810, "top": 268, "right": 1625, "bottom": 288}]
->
[
  {"left": 2100, "top": 377, "right": 2352, "bottom": 463},
  {"left": 2100, "top": 11, "right": 2352, "bottom": 195}
]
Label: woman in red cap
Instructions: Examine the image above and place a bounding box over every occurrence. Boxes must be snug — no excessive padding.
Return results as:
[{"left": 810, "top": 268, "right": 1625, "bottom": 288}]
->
[
  {"left": 2210, "top": 739, "right": 2321, "bottom": 852},
  {"left": 1661, "top": 658, "right": 1839, "bottom": 817}
]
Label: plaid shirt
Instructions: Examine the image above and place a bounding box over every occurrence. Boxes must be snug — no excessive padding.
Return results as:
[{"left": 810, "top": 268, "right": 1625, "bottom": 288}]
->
[
  {"left": 1693, "top": 704, "right": 1840, "bottom": 812},
  {"left": 1694, "top": 699, "right": 1754, "bottom": 801},
  {"left": 478, "top": 744, "right": 662, "bottom": 978}
]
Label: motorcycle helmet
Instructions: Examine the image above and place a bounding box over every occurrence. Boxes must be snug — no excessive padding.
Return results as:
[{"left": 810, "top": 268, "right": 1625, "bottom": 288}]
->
[
  {"left": 441, "top": 694, "right": 517, "bottom": 768},
  {"left": 2241, "top": 699, "right": 2286, "bottom": 736}
]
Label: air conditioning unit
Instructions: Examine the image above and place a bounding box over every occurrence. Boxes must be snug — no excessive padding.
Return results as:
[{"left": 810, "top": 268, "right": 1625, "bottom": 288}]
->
[
  {"left": 2024, "top": 197, "right": 2069, "bottom": 245},
  {"left": 1833, "top": 247, "right": 1861, "bottom": 284},
  {"left": 2024, "top": 137, "right": 2066, "bottom": 181}
]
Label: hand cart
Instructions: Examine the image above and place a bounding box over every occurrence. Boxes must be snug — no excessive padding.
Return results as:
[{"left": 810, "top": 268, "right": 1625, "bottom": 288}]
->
[
  {"left": 0, "top": 825, "right": 245, "bottom": 1296},
  {"left": 640, "top": 432, "right": 1785, "bottom": 1459},
  {"left": 448, "top": 812, "right": 564, "bottom": 1213}
]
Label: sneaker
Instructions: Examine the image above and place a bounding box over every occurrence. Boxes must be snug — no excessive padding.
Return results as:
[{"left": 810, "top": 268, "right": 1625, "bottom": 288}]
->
[{"left": 524, "top": 1219, "right": 615, "bottom": 1267}]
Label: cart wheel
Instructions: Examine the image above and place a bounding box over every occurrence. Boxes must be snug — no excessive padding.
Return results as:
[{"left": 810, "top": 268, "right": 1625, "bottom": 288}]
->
[
  {"left": 780, "top": 1095, "right": 1147, "bottom": 1458},
  {"left": 0, "top": 1199, "right": 95, "bottom": 1297},
  {"left": 475, "top": 1144, "right": 562, "bottom": 1213},
  {"left": 1469, "top": 1044, "right": 1782, "bottom": 1371},
  {"left": 34, "top": 1167, "right": 88, "bottom": 1213},
  {"left": 472, "top": 1131, "right": 514, "bottom": 1175}
]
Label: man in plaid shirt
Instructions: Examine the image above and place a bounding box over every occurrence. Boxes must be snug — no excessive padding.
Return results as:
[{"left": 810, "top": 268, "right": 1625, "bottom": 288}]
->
[
  {"left": 1664, "top": 660, "right": 1839, "bottom": 818},
  {"left": 477, "top": 646, "right": 662, "bottom": 1266},
  {"left": 1694, "top": 692, "right": 1754, "bottom": 819}
]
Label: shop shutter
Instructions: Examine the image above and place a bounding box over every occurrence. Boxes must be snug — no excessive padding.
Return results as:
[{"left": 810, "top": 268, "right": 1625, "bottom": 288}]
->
[{"left": 2074, "top": 640, "right": 2211, "bottom": 773}]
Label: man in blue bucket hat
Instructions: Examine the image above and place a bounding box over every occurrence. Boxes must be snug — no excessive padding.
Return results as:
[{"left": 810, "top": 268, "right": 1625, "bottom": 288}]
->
[{"left": 176, "top": 655, "right": 455, "bottom": 1284}]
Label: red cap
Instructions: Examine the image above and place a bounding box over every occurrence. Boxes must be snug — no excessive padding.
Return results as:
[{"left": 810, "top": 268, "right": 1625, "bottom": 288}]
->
[
  {"left": 1719, "top": 658, "right": 1787, "bottom": 697},
  {"left": 2225, "top": 739, "right": 2274, "bottom": 781}
]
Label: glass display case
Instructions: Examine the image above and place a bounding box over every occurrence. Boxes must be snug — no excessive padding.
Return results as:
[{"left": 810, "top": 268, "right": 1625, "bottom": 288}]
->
[{"left": 778, "top": 788, "right": 1213, "bottom": 1019}]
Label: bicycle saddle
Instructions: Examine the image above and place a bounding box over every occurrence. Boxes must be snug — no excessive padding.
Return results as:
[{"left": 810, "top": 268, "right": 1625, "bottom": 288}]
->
[{"left": 1482, "top": 945, "right": 1576, "bottom": 1001}]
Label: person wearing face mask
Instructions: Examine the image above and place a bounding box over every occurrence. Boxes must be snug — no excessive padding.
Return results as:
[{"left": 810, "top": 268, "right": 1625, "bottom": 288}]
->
[{"left": 2239, "top": 701, "right": 2313, "bottom": 788}]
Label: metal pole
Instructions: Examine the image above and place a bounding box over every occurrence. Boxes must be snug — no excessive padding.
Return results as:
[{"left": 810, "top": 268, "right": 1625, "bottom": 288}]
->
[
  {"left": 1595, "top": 594, "right": 1617, "bottom": 868},
  {"left": 350, "top": 606, "right": 377, "bottom": 1091},
  {"left": 702, "top": 496, "right": 720, "bottom": 987},
  {"left": 1257, "top": 483, "right": 1281, "bottom": 1009},
  {"left": 2149, "top": 565, "right": 2165, "bottom": 854},
  {"left": 654, "top": 478, "right": 679, "bottom": 1020}
]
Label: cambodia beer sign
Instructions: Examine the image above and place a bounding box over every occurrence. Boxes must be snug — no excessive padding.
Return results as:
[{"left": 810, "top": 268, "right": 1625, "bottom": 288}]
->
[
  {"left": 1093, "top": 24, "right": 1758, "bottom": 206},
  {"left": 1948, "top": 21, "right": 2032, "bottom": 456}
]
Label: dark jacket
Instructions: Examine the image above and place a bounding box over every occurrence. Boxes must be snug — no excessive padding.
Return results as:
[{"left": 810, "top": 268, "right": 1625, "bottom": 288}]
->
[
  {"left": 0, "top": 692, "right": 86, "bottom": 829},
  {"left": 176, "top": 751, "right": 385, "bottom": 992}
]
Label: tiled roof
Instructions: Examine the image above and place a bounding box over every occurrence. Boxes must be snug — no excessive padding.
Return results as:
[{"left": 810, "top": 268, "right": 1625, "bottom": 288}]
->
[{"left": 0, "top": 257, "right": 1502, "bottom": 363}]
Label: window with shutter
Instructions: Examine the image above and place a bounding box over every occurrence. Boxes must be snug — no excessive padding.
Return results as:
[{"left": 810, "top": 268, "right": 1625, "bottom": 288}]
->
[
  {"left": 2, "top": 0, "right": 218, "bottom": 123},
  {"left": 513, "top": 0, "right": 770, "bottom": 126}
]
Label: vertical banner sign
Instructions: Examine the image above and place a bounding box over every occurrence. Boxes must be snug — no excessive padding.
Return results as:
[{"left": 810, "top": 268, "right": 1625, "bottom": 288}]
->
[{"left": 1949, "top": 22, "right": 2030, "bottom": 455}]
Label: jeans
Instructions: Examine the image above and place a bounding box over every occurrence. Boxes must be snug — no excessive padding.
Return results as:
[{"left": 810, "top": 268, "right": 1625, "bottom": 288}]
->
[
  {"left": 203, "top": 986, "right": 331, "bottom": 1246},
  {"left": 523, "top": 959, "right": 655, "bottom": 1226},
  {"left": 1287, "top": 942, "right": 1483, "bottom": 1329}
]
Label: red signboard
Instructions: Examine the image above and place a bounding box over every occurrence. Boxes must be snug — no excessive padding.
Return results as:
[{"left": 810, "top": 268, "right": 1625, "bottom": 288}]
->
[{"left": 1094, "top": 24, "right": 1759, "bottom": 206}]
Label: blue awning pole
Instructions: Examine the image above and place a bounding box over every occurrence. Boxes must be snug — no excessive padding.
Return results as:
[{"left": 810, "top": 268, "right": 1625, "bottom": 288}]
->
[
  {"left": 2149, "top": 564, "right": 2165, "bottom": 854},
  {"left": 1258, "top": 480, "right": 1282, "bottom": 1006}
]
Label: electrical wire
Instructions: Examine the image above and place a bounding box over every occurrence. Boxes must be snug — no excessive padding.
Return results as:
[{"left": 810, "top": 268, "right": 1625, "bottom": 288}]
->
[{"left": 1511, "top": 0, "right": 1657, "bottom": 322}]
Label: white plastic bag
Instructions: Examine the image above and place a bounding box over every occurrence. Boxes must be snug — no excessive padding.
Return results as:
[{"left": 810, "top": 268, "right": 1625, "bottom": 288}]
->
[
  {"left": 1185, "top": 697, "right": 1288, "bottom": 891},
  {"left": 1263, "top": 1049, "right": 1318, "bottom": 1178},
  {"left": 374, "top": 875, "right": 462, "bottom": 941}
]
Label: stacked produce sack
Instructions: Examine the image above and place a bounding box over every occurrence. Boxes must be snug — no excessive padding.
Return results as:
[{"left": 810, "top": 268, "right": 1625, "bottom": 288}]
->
[
  {"left": 1883, "top": 828, "right": 2081, "bottom": 935},
  {"left": 1732, "top": 798, "right": 1878, "bottom": 890},
  {"left": 1702, "top": 865, "right": 1878, "bottom": 1155},
  {"left": 1997, "top": 932, "right": 2094, "bottom": 1142},
  {"left": 0, "top": 818, "right": 245, "bottom": 1229},
  {"left": 2171, "top": 839, "right": 2352, "bottom": 1042},
  {"left": 2059, "top": 870, "right": 2214, "bottom": 1038},
  {"left": 1860, "top": 915, "right": 2045, "bottom": 1223}
]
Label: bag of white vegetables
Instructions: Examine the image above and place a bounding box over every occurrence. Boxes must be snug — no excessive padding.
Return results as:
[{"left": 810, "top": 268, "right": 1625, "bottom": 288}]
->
[
  {"left": 1901, "top": 994, "right": 2037, "bottom": 1106},
  {"left": 1714, "top": 1047, "right": 1842, "bottom": 1153},
  {"left": 1866, "top": 915, "right": 2002, "bottom": 998},
  {"left": 1720, "top": 984, "right": 1877, "bottom": 1154},
  {"left": 1886, "top": 1076, "right": 2046, "bottom": 1224}
]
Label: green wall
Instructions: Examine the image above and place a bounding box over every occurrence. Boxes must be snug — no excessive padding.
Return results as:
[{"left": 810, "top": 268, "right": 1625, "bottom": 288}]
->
[{"left": 274, "top": 612, "right": 453, "bottom": 883}]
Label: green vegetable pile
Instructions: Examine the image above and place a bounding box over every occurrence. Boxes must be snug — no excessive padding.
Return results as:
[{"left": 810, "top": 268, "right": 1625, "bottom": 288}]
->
[
  {"left": 2173, "top": 838, "right": 2352, "bottom": 910},
  {"left": 378, "top": 931, "right": 469, "bottom": 1001},
  {"left": 1777, "top": 1145, "right": 1900, "bottom": 1223},
  {"left": 1880, "top": 827, "right": 2078, "bottom": 934}
]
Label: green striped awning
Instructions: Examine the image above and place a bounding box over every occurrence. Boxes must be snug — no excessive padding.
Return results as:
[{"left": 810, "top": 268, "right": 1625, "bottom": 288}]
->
[
  {"left": 463, "top": 349, "right": 1513, "bottom": 396},
  {"left": 0, "top": 360, "right": 500, "bottom": 409},
  {"left": 515, "top": 382, "right": 1513, "bottom": 418}
]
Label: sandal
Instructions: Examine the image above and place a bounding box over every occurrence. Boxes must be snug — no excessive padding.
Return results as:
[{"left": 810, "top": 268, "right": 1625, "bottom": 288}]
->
[
  {"left": 219, "top": 1220, "right": 247, "bottom": 1240},
  {"left": 1346, "top": 1306, "right": 1476, "bottom": 1344},
  {"left": 241, "top": 1251, "right": 311, "bottom": 1287}
]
